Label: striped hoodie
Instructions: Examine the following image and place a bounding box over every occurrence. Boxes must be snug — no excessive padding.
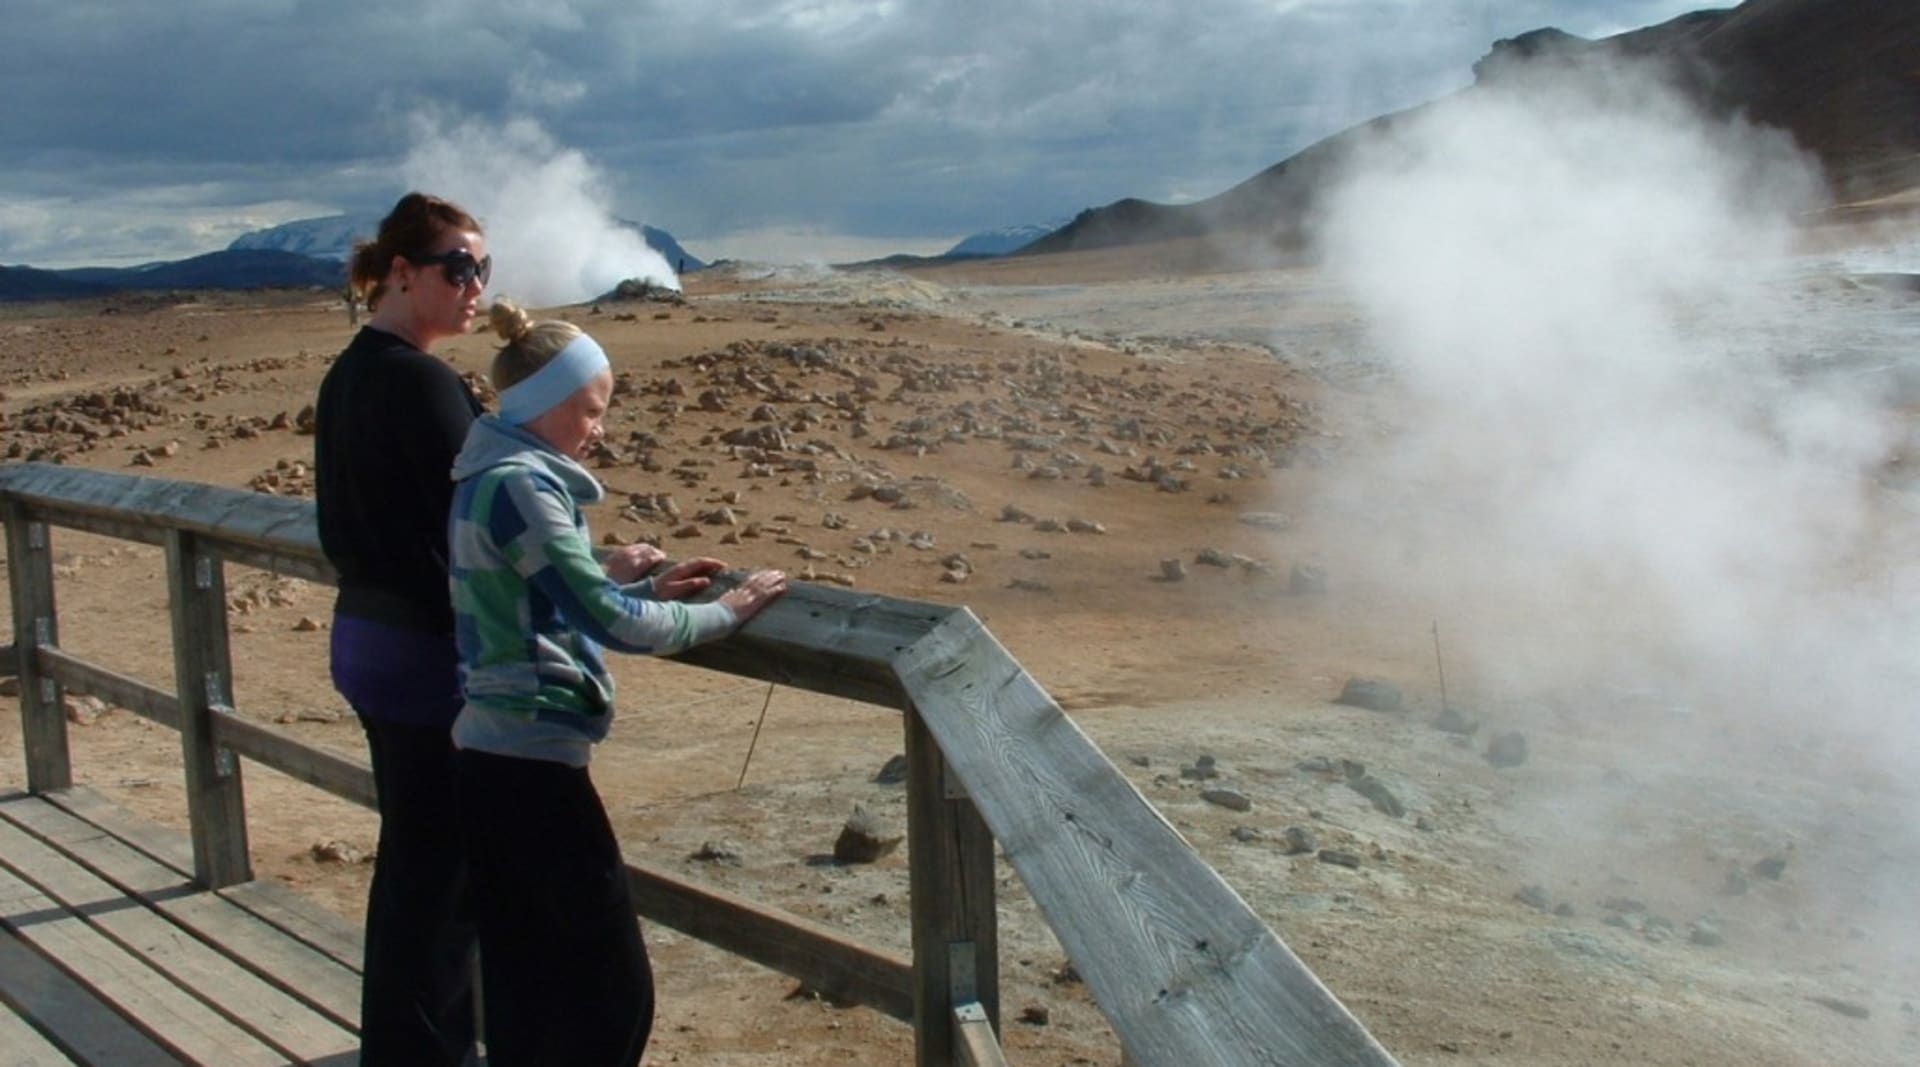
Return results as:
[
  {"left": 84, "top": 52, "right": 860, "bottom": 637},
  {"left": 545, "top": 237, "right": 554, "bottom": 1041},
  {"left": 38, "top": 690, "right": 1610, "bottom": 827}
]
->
[{"left": 447, "top": 415, "right": 738, "bottom": 766}]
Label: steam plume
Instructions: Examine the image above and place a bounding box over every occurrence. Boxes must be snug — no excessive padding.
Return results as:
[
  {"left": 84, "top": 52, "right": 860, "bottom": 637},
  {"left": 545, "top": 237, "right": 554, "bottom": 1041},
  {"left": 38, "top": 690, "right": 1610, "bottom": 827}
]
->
[{"left": 400, "top": 113, "right": 676, "bottom": 307}]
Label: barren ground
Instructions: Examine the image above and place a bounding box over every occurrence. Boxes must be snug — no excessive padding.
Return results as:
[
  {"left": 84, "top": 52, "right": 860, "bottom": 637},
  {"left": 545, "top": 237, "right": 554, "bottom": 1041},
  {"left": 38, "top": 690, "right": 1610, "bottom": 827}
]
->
[{"left": 1, "top": 241, "right": 1916, "bottom": 1065}]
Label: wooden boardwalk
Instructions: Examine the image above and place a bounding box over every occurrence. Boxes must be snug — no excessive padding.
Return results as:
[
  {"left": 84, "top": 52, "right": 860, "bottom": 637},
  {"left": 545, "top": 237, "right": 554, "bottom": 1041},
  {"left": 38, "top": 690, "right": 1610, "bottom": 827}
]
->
[{"left": 0, "top": 786, "right": 363, "bottom": 1066}]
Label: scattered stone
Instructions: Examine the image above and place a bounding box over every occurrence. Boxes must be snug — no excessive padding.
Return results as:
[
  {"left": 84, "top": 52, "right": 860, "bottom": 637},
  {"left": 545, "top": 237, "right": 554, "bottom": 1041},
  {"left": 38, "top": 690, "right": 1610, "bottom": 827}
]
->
[
  {"left": 1689, "top": 920, "right": 1724, "bottom": 947},
  {"left": 1317, "top": 849, "right": 1362, "bottom": 869},
  {"left": 293, "top": 616, "right": 324, "bottom": 632},
  {"left": 63, "top": 694, "right": 108, "bottom": 726},
  {"left": 833, "top": 805, "right": 904, "bottom": 864},
  {"left": 309, "top": 840, "right": 364, "bottom": 864},
  {"left": 1345, "top": 772, "right": 1406, "bottom": 818},
  {"left": 1230, "top": 826, "right": 1263, "bottom": 843},
  {"left": 1432, "top": 706, "right": 1479, "bottom": 735},
  {"left": 1200, "top": 788, "right": 1252, "bottom": 812},
  {"left": 1180, "top": 755, "right": 1219, "bottom": 780},
  {"left": 1018, "top": 1004, "right": 1051, "bottom": 1026},
  {"left": 1334, "top": 677, "right": 1403, "bottom": 713},
  {"left": 1194, "top": 547, "right": 1235, "bottom": 568},
  {"left": 1281, "top": 826, "right": 1318, "bottom": 855},
  {"left": 691, "top": 840, "right": 744, "bottom": 866},
  {"left": 1486, "top": 731, "right": 1529, "bottom": 768},
  {"left": 1160, "top": 558, "right": 1187, "bottom": 582},
  {"left": 873, "top": 754, "right": 909, "bottom": 785},
  {"left": 1238, "top": 512, "right": 1291, "bottom": 530},
  {"left": 1751, "top": 853, "right": 1790, "bottom": 880}
]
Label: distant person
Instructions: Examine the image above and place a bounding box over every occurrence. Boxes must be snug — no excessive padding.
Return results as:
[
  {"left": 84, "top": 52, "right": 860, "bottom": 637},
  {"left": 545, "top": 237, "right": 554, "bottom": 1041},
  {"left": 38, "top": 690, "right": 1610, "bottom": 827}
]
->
[
  {"left": 448, "top": 299, "right": 788, "bottom": 1066},
  {"left": 313, "top": 191, "right": 492, "bottom": 1067}
]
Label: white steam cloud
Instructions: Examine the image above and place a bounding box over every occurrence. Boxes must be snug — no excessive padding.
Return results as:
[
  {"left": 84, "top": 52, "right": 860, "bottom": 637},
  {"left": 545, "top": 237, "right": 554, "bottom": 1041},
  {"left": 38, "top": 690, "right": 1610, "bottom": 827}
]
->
[
  {"left": 1312, "top": 65, "right": 1920, "bottom": 758},
  {"left": 400, "top": 113, "right": 677, "bottom": 308}
]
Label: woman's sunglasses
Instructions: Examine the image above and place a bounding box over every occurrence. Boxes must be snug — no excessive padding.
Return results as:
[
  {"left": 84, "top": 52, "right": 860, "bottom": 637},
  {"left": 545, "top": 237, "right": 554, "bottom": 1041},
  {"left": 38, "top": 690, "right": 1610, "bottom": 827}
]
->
[{"left": 406, "top": 249, "right": 492, "bottom": 289}]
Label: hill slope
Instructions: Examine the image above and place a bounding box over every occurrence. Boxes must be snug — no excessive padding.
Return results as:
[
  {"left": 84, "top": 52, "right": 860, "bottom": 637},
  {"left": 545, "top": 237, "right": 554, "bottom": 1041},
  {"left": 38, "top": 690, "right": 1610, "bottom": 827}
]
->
[{"left": 1026, "top": 0, "right": 1920, "bottom": 257}]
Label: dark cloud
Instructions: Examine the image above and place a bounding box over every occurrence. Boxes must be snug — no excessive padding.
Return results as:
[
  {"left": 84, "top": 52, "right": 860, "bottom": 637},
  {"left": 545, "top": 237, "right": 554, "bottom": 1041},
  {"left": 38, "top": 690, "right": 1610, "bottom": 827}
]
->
[{"left": 0, "top": 0, "right": 1710, "bottom": 265}]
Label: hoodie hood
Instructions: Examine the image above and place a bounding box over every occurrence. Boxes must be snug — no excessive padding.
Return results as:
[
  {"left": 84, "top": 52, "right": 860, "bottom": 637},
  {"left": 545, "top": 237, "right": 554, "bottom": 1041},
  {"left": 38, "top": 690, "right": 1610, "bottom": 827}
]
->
[{"left": 451, "top": 414, "right": 605, "bottom": 506}]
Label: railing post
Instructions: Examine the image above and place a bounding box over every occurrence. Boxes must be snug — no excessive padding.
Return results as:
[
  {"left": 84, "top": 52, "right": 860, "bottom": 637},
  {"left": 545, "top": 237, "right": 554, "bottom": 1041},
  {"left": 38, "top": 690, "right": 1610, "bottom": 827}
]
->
[
  {"left": 165, "top": 529, "right": 251, "bottom": 887},
  {"left": 905, "top": 705, "right": 1000, "bottom": 1067},
  {"left": 3, "top": 500, "right": 71, "bottom": 792}
]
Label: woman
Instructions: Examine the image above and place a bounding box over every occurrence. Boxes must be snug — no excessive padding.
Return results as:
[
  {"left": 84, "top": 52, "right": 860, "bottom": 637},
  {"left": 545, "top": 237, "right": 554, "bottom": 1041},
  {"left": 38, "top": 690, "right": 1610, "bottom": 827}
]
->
[
  {"left": 448, "top": 299, "right": 787, "bottom": 1066},
  {"left": 312, "top": 192, "right": 491, "bottom": 1066}
]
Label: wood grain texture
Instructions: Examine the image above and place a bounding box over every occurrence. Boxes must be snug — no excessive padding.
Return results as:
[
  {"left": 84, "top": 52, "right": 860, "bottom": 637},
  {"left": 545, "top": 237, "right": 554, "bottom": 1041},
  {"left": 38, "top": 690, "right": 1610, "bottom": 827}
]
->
[{"left": 894, "top": 610, "right": 1400, "bottom": 1067}]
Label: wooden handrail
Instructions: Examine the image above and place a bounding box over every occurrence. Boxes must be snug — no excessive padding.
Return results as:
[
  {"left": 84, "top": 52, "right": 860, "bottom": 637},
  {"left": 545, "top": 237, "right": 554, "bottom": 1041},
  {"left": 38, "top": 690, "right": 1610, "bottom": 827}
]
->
[{"left": 0, "top": 462, "right": 1401, "bottom": 1067}]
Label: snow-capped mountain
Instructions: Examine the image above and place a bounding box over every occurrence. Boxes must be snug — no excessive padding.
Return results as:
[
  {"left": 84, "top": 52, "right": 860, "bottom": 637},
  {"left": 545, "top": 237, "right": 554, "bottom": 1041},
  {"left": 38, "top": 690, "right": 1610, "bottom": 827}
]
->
[
  {"left": 229, "top": 215, "right": 704, "bottom": 271},
  {"left": 943, "top": 218, "right": 1070, "bottom": 258},
  {"left": 228, "top": 215, "right": 376, "bottom": 259}
]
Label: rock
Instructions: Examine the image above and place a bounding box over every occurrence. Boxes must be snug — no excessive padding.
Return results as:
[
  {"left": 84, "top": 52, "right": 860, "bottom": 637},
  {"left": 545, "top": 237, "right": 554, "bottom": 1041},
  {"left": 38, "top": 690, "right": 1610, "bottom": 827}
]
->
[
  {"left": 1230, "top": 826, "right": 1263, "bottom": 843},
  {"left": 63, "top": 694, "right": 108, "bottom": 726},
  {"left": 1345, "top": 773, "right": 1406, "bottom": 818},
  {"left": 1514, "top": 884, "right": 1553, "bottom": 912},
  {"left": 833, "top": 805, "right": 904, "bottom": 864},
  {"left": 873, "top": 754, "right": 909, "bottom": 785},
  {"left": 1317, "top": 849, "right": 1362, "bottom": 869},
  {"left": 1486, "top": 731, "right": 1529, "bottom": 768},
  {"left": 1433, "top": 706, "right": 1479, "bottom": 735},
  {"left": 1180, "top": 755, "right": 1219, "bottom": 780},
  {"left": 1689, "top": 920, "right": 1724, "bottom": 947},
  {"left": 1160, "top": 558, "right": 1187, "bottom": 582},
  {"left": 309, "top": 840, "right": 363, "bottom": 864},
  {"left": 1281, "top": 826, "right": 1318, "bottom": 855},
  {"left": 1018, "top": 1004, "right": 1051, "bottom": 1026},
  {"left": 1201, "top": 788, "right": 1252, "bottom": 812},
  {"left": 1334, "top": 678, "right": 1403, "bottom": 713},
  {"left": 691, "top": 840, "right": 744, "bottom": 866},
  {"left": 1751, "top": 853, "right": 1790, "bottom": 880}
]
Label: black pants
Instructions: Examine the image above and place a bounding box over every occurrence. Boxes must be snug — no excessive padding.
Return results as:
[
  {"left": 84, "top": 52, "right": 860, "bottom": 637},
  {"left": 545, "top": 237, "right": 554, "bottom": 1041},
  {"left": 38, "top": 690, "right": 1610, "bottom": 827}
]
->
[
  {"left": 453, "top": 749, "right": 655, "bottom": 1067},
  {"left": 357, "top": 716, "right": 479, "bottom": 1066}
]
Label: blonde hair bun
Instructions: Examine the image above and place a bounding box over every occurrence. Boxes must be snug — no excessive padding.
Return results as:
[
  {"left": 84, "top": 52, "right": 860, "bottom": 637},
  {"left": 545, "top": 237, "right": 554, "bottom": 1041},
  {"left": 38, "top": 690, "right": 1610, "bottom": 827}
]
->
[{"left": 489, "top": 300, "right": 534, "bottom": 343}]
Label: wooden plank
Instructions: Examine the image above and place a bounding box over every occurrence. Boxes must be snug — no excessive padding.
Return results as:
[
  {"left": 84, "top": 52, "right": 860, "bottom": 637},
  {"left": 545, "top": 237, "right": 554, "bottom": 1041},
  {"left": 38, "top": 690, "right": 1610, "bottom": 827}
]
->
[
  {"left": 0, "top": 926, "right": 181, "bottom": 1066},
  {"left": 952, "top": 1001, "right": 1010, "bottom": 1067},
  {"left": 0, "top": 464, "right": 322, "bottom": 567},
  {"left": 164, "top": 530, "right": 251, "bottom": 888},
  {"left": 214, "top": 881, "right": 366, "bottom": 976},
  {"left": 669, "top": 582, "right": 955, "bottom": 709},
  {"left": 0, "top": 794, "right": 360, "bottom": 1031},
  {"left": 625, "top": 859, "right": 914, "bottom": 1021},
  {"left": 37, "top": 648, "right": 181, "bottom": 732},
  {"left": 5, "top": 501, "right": 71, "bottom": 792},
  {"left": 893, "top": 610, "right": 1401, "bottom": 1067},
  {"left": 36, "top": 788, "right": 365, "bottom": 974},
  {"left": 0, "top": 817, "right": 354, "bottom": 1064},
  {"left": 0, "top": 850, "right": 284, "bottom": 1065},
  {"left": 210, "top": 709, "right": 377, "bottom": 810},
  {"left": 0, "top": 997, "right": 81, "bottom": 1067},
  {"left": 905, "top": 708, "right": 999, "bottom": 1067}
]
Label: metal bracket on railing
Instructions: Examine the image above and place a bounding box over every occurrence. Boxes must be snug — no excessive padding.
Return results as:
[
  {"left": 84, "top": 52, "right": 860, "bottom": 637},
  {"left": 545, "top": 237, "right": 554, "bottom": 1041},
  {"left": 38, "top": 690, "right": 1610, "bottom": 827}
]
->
[
  {"left": 33, "top": 617, "right": 51, "bottom": 644},
  {"left": 949, "top": 940, "right": 978, "bottom": 1001},
  {"left": 214, "top": 747, "right": 237, "bottom": 778},
  {"left": 204, "top": 672, "right": 226, "bottom": 707},
  {"left": 38, "top": 678, "right": 55, "bottom": 705},
  {"left": 195, "top": 556, "right": 214, "bottom": 590},
  {"left": 27, "top": 523, "right": 45, "bottom": 550},
  {"left": 943, "top": 764, "right": 971, "bottom": 801}
]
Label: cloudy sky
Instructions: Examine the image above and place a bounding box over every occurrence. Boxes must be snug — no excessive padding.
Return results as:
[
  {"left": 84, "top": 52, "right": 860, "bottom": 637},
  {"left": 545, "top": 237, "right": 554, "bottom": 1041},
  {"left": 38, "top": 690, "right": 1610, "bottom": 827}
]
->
[{"left": 2, "top": 0, "right": 1709, "bottom": 268}]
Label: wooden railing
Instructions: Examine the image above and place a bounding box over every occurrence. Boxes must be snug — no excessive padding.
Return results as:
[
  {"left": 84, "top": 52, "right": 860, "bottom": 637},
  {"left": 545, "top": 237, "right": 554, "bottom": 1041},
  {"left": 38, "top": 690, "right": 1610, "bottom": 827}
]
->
[{"left": 0, "top": 462, "right": 1400, "bottom": 1067}]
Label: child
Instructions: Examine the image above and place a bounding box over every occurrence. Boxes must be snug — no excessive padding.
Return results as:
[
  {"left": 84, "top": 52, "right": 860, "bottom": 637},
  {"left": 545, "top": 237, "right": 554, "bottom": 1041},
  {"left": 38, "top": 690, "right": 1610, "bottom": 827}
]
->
[{"left": 448, "top": 299, "right": 788, "bottom": 1066}]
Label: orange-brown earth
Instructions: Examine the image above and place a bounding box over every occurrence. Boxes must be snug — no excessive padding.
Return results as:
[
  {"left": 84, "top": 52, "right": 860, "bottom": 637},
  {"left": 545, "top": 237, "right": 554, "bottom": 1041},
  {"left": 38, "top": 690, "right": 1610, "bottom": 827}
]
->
[{"left": 1, "top": 248, "right": 1916, "bottom": 1065}]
